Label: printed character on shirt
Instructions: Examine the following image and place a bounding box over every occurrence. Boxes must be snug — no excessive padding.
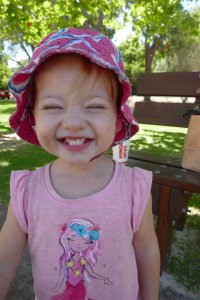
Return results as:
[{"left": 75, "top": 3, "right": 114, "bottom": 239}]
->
[{"left": 51, "top": 218, "right": 112, "bottom": 300}]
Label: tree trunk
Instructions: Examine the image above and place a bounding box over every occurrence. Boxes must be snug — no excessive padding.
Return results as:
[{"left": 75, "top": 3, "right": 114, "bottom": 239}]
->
[
  {"left": 20, "top": 42, "right": 31, "bottom": 60},
  {"left": 145, "top": 43, "right": 154, "bottom": 73},
  {"left": 96, "top": 9, "right": 104, "bottom": 31},
  {"left": 144, "top": 42, "right": 155, "bottom": 101}
]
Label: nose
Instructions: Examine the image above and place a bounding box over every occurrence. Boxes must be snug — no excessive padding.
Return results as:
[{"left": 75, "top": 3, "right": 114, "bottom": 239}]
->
[{"left": 61, "top": 106, "right": 85, "bottom": 130}]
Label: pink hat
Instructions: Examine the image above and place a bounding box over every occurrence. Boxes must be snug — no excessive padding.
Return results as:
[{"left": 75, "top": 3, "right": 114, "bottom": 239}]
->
[{"left": 8, "top": 28, "right": 138, "bottom": 146}]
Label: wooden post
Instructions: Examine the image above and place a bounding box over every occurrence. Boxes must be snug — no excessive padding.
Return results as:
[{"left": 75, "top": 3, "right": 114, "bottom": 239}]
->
[{"left": 156, "top": 185, "right": 173, "bottom": 272}]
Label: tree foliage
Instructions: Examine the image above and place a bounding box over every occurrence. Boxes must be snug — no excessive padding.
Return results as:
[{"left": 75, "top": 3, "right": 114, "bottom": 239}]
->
[
  {"left": 1, "top": 0, "right": 199, "bottom": 88},
  {"left": 119, "top": 36, "right": 145, "bottom": 92},
  {"left": 0, "top": 0, "right": 126, "bottom": 59},
  {"left": 161, "top": 7, "right": 200, "bottom": 71},
  {"left": 129, "top": 0, "right": 200, "bottom": 72},
  {"left": 0, "top": 53, "right": 12, "bottom": 89},
  {"left": 0, "top": 0, "right": 127, "bottom": 87}
]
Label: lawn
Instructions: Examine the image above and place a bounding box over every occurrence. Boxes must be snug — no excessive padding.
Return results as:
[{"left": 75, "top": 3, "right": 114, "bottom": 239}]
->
[
  {"left": 0, "top": 99, "right": 55, "bottom": 204},
  {"left": 0, "top": 99, "right": 200, "bottom": 292},
  {"left": 0, "top": 100, "right": 16, "bottom": 135}
]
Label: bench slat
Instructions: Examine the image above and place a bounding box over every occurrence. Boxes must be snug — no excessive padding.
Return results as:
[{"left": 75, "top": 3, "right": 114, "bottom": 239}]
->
[
  {"left": 127, "top": 158, "right": 200, "bottom": 193},
  {"left": 137, "top": 72, "right": 200, "bottom": 97},
  {"left": 133, "top": 102, "right": 196, "bottom": 127},
  {"left": 129, "top": 150, "right": 181, "bottom": 168}
]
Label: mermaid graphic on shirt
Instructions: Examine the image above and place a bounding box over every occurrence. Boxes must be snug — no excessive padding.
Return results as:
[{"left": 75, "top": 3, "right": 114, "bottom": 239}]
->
[{"left": 51, "top": 218, "right": 112, "bottom": 300}]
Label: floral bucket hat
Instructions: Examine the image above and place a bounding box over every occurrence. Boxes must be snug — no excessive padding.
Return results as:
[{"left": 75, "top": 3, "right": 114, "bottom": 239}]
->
[{"left": 8, "top": 28, "right": 139, "bottom": 146}]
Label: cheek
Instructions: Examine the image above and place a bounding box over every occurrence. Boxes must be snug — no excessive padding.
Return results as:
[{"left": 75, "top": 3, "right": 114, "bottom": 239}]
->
[
  {"left": 33, "top": 118, "right": 55, "bottom": 148},
  {"left": 34, "top": 114, "right": 55, "bottom": 134},
  {"left": 105, "top": 112, "right": 117, "bottom": 135},
  {"left": 99, "top": 110, "right": 117, "bottom": 130}
]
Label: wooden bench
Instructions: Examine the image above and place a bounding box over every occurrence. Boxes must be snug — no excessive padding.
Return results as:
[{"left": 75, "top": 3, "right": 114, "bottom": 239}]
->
[{"left": 127, "top": 72, "right": 200, "bottom": 271}]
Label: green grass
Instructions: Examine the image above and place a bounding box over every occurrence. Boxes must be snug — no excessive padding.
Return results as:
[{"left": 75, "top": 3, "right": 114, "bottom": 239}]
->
[
  {"left": 0, "top": 144, "right": 55, "bottom": 204},
  {"left": 0, "top": 100, "right": 55, "bottom": 203},
  {"left": 0, "top": 99, "right": 16, "bottom": 134},
  {"left": 1, "top": 100, "right": 200, "bottom": 292},
  {"left": 166, "top": 225, "right": 200, "bottom": 292},
  {"left": 131, "top": 123, "right": 187, "bottom": 156}
]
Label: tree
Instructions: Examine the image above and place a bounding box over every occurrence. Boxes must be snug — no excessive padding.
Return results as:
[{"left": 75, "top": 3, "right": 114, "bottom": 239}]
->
[
  {"left": 0, "top": 0, "right": 127, "bottom": 62},
  {"left": 119, "top": 35, "right": 145, "bottom": 92},
  {"left": 156, "top": 7, "right": 200, "bottom": 72},
  {"left": 129, "top": 0, "right": 199, "bottom": 73},
  {"left": 0, "top": 53, "right": 12, "bottom": 89}
]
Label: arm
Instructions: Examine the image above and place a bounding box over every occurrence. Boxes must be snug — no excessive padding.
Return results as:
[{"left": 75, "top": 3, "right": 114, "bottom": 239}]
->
[
  {"left": 0, "top": 202, "right": 27, "bottom": 299},
  {"left": 133, "top": 194, "right": 160, "bottom": 300},
  {"left": 85, "top": 264, "right": 112, "bottom": 285},
  {"left": 51, "top": 270, "right": 65, "bottom": 292}
]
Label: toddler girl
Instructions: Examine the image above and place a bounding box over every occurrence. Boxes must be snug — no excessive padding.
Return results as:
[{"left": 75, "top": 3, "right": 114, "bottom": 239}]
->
[{"left": 0, "top": 28, "right": 160, "bottom": 300}]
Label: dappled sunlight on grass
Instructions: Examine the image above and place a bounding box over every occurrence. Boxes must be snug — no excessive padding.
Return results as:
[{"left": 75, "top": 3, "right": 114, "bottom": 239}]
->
[
  {"left": 0, "top": 124, "right": 14, "bottom": 134},
  {"left": 167, "top": 221, "right": 200, "bottom": 293},
  {"left": 0, "top": 139, "right": 25, "bottom": 151},
  {"left": 0, "top": 106, "right": 16, "bottom": 114},
  {"left": 0, "top": 161, "right": 10, "bottom": 167},
  {"left": 0, "top": 143, "right": 55, "bottom": 204},
  {"left": 0, "top": 100, "right": 16, "bottom": 135},
  {"left": 189, "top": 193, "right": 200, "bottom": 210},
  {"left": 131, "top": 124, "right": 187, "bottom": 155}
]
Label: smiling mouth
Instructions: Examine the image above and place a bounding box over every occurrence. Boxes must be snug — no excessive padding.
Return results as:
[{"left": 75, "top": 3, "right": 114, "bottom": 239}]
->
[{"left": 63, "top": 138, "right": 86, "bottom": 146}]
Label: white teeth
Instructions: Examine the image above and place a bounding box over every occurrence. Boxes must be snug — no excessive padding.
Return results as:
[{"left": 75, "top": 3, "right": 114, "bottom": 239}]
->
[{"left": 64, "top": 138, "right": 85, "bottom": 146}]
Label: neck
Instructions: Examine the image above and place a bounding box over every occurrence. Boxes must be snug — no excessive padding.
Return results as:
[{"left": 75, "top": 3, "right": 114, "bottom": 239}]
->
[
  {"left": 53, "top": 154, "right": 110, "bottom": 176},
  {"left": 49, "top": 155, "right": 115, "bottom": 199}
]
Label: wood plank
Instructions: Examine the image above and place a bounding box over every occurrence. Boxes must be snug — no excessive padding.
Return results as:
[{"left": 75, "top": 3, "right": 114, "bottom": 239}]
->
[
  {"left": 127, "top": 158, "right": 200, "bottom": 193},
  {"left": 129, "top": 150, "right": 182, "bottom": 168},
  {"left": 133, "top": 102, "right": 197, "bottom": 127},
  {"left": 168, "top": 188, "right": 185, "bottom": 222},
  {"left": 175, "top": 191, "right": 192, "bottom": 231},
  {"left": 137, "top": 72, "right": 200, "bottom": 97},
  {"left": 155, "top": 185, "right": 173, "bottom": 271},
  {"left": 152, "top": 183, "right": 160, "bottom": 216}
]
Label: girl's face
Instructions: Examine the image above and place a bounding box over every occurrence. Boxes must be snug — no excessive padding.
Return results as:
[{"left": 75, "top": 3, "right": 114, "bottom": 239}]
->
[
  {"left": 67, "top": 234, "right": 93, "bottom": 253},
  {"left": 33, "top": 55, "right": 117, "bottom": 167}
]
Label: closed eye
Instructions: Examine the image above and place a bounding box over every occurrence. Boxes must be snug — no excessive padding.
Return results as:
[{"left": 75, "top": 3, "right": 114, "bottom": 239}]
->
[
  {"left": 86, "top": 105, "right": 105, "bottom": 109},
  {"left": 42, "top": 106, "right": 63, "bottom": 110}
]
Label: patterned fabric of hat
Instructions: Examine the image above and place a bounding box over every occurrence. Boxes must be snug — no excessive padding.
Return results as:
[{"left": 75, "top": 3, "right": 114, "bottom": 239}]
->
[{"left": 8, "top": 28, "right": 139, "bottom": 146}]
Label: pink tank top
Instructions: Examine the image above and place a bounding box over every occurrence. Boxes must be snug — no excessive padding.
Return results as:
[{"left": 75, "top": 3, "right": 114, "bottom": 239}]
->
[{"left": 10, "top": 162, "right": 152, "bottom": 300}]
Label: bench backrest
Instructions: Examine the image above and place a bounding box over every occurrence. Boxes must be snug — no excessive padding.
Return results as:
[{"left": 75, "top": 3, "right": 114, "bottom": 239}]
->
[{"left": 134, "top": 72, "right": 200, "bottom": 127}]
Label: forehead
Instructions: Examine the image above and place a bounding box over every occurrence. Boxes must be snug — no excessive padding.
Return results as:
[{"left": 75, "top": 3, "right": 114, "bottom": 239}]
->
[
  {"left": 33, "top": 53, "right": 118, "bottom": 101},
  {"left": 35, "top": 54, "right": 103, "bottom": 81},
  {"left": 34, "top": 54, "right": 106, "bottom": 89}
]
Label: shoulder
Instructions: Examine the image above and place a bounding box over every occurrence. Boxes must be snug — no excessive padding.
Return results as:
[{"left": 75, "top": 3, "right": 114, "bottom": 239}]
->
[
  {"left": 11, "top": 169, "right": 31, "bottom": 186},
  {"left": 9, "top": 165, "right": 49, "bottom": 233},
  {"left": 10, "top": 164, "right": 48, "bottom": 187},
  {"left": 132, "top": 167, "right": 152, "bottom": 187},
  {"left": 120, "top": 164, "right": 152, "bottom": 186},
  {"left": 10, "top": 164, "right": 49, "bottom": 209}
]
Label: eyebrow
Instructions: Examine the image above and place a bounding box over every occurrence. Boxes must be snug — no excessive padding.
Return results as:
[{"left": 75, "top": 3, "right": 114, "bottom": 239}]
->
[
  {"left": 86, "top": 94, "right": 111, "bottom": 102},
  {"left": 40, "top": 94, "right": 62, "bottom": 100}
]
